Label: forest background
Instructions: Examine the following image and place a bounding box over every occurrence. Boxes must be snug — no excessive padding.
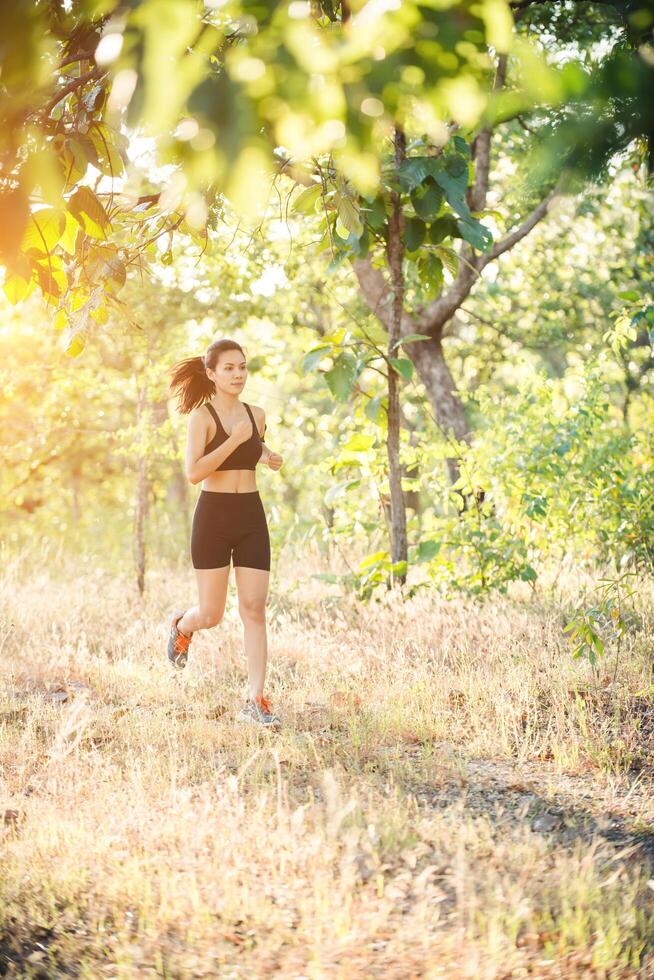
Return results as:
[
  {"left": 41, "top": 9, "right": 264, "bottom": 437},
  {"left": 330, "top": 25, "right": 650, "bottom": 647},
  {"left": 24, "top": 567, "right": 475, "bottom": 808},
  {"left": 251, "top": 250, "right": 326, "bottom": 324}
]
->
[{"left": 0, "top": 0, "right": 652, "bottom": 605}]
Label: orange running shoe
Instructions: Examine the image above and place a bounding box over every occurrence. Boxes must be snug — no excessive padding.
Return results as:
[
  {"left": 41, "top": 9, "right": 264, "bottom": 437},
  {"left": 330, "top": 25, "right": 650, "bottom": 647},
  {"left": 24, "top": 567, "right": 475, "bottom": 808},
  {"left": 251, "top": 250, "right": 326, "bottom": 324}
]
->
[
  {"left": 237, "top": 693, "right": 281, "bottom": 727},
  {"left": 167, "top": 609, "right": 193, "bottom": 669}
]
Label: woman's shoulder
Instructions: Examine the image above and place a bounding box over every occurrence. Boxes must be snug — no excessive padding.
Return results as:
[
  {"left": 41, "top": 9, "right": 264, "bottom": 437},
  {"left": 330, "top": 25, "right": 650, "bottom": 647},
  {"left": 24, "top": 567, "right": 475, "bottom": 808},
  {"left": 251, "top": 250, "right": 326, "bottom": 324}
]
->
[
  {"left": 192, "top": 400, "right": 215, "bottom": 414},
  {"left": 247, "top": 403, "right": 266, "bottom": 438},
  {"left": 247, "top": 403, "right": 265, "bottom": 421},
  {"left": 188, "top": 403, "right": 212, "bottom": 427}
]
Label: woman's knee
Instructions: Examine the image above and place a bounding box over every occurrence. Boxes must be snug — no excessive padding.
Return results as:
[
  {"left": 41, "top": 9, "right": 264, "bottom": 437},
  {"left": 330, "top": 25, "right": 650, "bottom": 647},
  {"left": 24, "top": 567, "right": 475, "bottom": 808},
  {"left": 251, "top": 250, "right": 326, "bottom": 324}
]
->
[
  {"left": 238, "top": 599, "right": 266, "bottom": 622},
  {"left": 197, "top": 609, "right": 224, "bottom": 629}
]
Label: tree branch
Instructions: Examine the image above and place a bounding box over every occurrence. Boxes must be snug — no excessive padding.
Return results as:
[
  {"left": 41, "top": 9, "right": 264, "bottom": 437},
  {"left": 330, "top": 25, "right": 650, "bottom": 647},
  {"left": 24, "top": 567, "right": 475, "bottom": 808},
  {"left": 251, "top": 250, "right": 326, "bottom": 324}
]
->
[
  {"left": 478, "top": 175, "right": 566, "bottom": 268},
  {"left": 350, "top": 256, "right": 417, "bottom": 337},
  {"left": 350, "top": 257, "right": 393, "bottom": 331},
  {"left": 413, "top": 250, "right": 481, "bottom": 337},
  {"left": 34, "top": 67, "right": 104, "bottom": 120},
  {"left": 468, "top": 54, "right": 507, "bottom": 214},
  {"left": 416, "top": 174, "right": 567, "bottom": 334}
]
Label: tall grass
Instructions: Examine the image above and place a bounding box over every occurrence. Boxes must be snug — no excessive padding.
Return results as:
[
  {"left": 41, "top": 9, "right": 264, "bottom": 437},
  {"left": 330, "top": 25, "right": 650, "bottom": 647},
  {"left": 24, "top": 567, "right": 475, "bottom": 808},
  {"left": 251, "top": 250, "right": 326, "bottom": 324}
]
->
[{"left": 1, "top": 550, "right": 653, "bottom": 977}]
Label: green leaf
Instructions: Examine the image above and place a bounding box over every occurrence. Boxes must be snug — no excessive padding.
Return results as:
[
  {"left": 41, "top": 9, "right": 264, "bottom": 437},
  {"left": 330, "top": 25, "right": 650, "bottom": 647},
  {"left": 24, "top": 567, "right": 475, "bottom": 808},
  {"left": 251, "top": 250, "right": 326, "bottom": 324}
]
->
[
  {"left": 444, "top": 154, "right": 467, "bottom": 178},
  {"left": 457, "top": 216, "right": 493, "bottom": 252},
  {"left": 68, "top": 186, "right": 110, "bottom": 239},
  {"left": 400, "top": 333, "right": 431, "bottom": 344},
  {"left": 3, "top": 269, "right": 35, "bottom": 304},
  {"left": 430, "top": 165, "right": 471, "bottom": 220},
  {"left": 327, "top": 249, "right": 348, "bottom": 273},
  {"left": 292, "top": 183, "right": 322, "bottom": 214},
  {"left": 417, "top": 252, "right": 443, "bottom": 297},
  {"left": 398, "top": 157, "right": 435, "bottom": 192},
  {"left": 59, "top": 211, "right": 81, "bottom": 255},
  {"left": 404, "top": 216, "right": 426, "bottom": 252},
  {"left": 342, "top": 434, "right": 375, "bottom": 452},
  {"left": 452, "top": 135, "right": 470, "bottom": 158},
  {"left": 365, "top": 394, "right": 386, "bottom": 423},
  {"left": 428, "top": 215, "right": 460, "bottom": 244},
  {"left": 301, "top": 344, "right": 332, "bottom": 375},
  {"left": 434, "top": 246, "right": 459, "bottom": 277},
  {"left": 410, "top": 179, "right": 444, "bottom": 221},
  {"left": 417, "top": 539, "right": 441, "bottom": 561},
  {"left": 89, "top": 123, "right": 124, "bottom": 177},
  {"left": 324, "top": 352, "right": 359, "bottom": 400},
  {"left": 361, "top": 196, "right": 387, "bottom": 231},
  {"left": 21, "top": 209, "right": 65, "bottom": 254},
  {"left": 358, "top": 550, "right": 388, "bottom": 570},
  {"left": 347, "top": 225, "right": 369, "bottom": 259},
  {"left": 389, "top": 357, "right": 413, "bottom": 380},
  {"left": 591, "top": 632, "right": 604, "bottom": 657},
  {"left": 336, "top": 195, "right": 363, "bottom": 237}
]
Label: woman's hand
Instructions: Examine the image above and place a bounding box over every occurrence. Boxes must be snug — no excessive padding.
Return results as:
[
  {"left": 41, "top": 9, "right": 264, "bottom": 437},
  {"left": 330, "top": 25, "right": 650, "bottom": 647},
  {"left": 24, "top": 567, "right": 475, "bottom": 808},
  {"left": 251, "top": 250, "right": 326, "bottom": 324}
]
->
[
  {"left": 231, "top": 418, "right": 253, "bottom": 445},
  {"left": 266, "top": 451, "right": 283, "bottom": 471}
]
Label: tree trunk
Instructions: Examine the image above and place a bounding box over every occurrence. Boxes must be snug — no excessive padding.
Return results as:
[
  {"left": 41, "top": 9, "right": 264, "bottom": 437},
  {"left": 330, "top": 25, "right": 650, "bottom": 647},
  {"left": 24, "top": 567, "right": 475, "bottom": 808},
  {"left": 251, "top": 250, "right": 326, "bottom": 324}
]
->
[
  {"left": 408, "top": 333, "right": 471, "bottom": 485},
  {"left": 386, "top": 127, "right": 408, "bottom": 586},
  {"left": 350, "top": 255, "right": 472, "bottom": 486}
]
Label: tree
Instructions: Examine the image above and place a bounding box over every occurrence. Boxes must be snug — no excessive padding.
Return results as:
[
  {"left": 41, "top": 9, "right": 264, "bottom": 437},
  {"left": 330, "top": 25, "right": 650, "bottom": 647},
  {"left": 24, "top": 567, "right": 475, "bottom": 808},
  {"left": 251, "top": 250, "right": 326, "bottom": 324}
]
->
[{"left": 3, "top": 0, "right": 651, "bottom": 586}]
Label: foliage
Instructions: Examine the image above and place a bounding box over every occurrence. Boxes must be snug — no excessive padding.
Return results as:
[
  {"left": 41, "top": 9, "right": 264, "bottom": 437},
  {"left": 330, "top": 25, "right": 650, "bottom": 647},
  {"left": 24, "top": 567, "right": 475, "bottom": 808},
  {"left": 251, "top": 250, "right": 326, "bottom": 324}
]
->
[
  {"left": 0, "top": 0, "right": 522, "bottom": 327},
  {"left": 306, "top": 343, "right": 653, "bottom": 599},
  {"left": 451, "top": 170, "right": 654, "bottom": 402},
  {"left": 293, "top": 132, "right": 495, "bottom": 293},
  {"left": 509, "top": 0, "right": 654, "bottom": 190},
  {"left": 564, "top": 570, "right": 638, "bottom": 684},
  {"left": 460, "top": 361, "right": 654, "bottom": 573}
]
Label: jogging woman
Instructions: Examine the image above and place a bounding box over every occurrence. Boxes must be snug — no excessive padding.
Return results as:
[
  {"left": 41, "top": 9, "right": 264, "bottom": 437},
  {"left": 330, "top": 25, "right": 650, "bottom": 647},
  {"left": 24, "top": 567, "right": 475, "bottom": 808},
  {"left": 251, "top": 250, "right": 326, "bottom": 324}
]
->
[{"left": 166, "top": 338, "right": 284, "bottom": 727}]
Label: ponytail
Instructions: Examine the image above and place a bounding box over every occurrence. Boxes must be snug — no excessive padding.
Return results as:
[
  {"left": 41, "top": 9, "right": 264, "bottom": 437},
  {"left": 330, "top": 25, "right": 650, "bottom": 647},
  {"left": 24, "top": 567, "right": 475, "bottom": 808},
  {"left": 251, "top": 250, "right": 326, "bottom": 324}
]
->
[{"left": 169, "top": 339, "right": 247, "bottom": 414}]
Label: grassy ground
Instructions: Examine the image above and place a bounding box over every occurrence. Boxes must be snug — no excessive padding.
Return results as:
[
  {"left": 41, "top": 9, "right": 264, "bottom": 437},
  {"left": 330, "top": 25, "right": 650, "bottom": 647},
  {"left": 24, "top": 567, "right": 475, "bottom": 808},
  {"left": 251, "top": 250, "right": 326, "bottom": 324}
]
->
[{"left": 1, "top": 550, "right": 653, "bottom": 978}]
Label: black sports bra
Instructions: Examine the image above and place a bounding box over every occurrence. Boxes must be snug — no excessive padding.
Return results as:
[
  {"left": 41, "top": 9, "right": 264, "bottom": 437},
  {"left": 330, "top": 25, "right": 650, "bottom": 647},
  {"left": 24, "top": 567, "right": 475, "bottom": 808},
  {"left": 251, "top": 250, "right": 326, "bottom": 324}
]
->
[{"left": 204, "top": 401, "right": 265, "bottom": 471}]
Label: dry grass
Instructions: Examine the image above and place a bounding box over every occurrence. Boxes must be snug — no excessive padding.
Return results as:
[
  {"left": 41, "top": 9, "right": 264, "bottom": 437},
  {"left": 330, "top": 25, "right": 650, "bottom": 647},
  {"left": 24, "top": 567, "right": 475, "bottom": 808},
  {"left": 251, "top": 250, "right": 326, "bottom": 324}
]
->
[{"left": 1, "top": 547, "right": 653, "bottom": 978}]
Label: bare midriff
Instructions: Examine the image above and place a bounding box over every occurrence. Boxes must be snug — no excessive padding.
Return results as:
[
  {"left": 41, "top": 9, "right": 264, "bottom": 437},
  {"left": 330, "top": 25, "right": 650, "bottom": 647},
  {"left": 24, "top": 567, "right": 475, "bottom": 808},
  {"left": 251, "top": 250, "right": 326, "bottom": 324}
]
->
[{"left": 201, "top": 469, "right": 259, "bottom": 493}]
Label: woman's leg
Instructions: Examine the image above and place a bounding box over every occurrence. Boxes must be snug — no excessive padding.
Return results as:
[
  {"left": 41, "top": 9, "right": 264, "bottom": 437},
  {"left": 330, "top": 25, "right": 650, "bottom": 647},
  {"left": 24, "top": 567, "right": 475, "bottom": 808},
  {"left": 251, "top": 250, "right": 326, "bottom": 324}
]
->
[
  {"left": 234, "top": 566, "right": 270, "bottom": 700},
  {"left": 178, "top": 565, "right": 230, "bottom": 635}
]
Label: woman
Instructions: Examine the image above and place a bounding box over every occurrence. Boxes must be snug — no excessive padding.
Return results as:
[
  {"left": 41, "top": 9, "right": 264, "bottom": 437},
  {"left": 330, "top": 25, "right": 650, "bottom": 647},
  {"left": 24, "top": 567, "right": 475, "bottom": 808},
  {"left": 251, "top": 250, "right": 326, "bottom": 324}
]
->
[{"left": 166, "top": 338, "right": 284, "bottom": 728}]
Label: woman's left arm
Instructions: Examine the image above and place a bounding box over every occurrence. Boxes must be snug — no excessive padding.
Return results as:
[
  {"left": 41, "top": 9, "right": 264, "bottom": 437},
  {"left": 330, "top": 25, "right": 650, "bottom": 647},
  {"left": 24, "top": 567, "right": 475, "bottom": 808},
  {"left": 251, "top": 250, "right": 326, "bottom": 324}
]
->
[{"left": 254, "top": 408, "right": 273, "bottom": 464}]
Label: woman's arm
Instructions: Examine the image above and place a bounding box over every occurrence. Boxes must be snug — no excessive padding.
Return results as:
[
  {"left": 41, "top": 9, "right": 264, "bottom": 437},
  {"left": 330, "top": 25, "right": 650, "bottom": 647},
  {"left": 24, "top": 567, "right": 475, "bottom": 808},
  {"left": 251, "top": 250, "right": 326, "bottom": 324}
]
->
[{"left": 253, "top": 407, "right": 272, "bottom": 465}]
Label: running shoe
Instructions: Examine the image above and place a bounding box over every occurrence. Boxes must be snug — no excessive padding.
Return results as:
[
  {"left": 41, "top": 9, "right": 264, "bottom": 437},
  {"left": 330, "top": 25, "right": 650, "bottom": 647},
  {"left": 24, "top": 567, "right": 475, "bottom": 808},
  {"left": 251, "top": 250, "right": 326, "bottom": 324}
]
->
[
  {"left": 236, "top": 694, "right": 281, "bottom": 728},
  {"left": 167, "top": 609, "right": 193, "bottom": 669}
]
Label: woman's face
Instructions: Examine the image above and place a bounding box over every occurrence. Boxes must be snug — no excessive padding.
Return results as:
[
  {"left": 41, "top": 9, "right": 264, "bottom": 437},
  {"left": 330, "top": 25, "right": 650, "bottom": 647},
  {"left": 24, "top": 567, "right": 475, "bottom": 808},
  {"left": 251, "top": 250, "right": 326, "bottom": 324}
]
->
[{"left": 209, "top": 350, "right": 247, "bottom": 393}]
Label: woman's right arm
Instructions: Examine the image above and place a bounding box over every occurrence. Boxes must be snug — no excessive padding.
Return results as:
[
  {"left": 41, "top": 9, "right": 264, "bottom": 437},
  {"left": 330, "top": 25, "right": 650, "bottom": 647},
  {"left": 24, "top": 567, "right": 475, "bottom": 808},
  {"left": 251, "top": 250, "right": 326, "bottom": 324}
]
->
[{"left": 185, "top": 408, "right": 240, "bottom": 484}]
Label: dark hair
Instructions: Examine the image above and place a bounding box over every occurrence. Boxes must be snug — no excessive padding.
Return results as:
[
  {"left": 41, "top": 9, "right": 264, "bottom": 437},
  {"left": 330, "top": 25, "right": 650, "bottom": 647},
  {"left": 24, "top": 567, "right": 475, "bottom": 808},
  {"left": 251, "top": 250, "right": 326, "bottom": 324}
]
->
[{"left": 169, "top": 339, "right": 247, "bottom": 414}]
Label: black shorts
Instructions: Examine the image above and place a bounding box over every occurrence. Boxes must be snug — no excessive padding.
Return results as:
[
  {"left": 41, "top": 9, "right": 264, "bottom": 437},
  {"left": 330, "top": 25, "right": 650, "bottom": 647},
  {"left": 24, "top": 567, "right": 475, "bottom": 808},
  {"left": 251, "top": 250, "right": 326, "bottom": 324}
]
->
[{"left": 190, "top": 490, "right": 271, "bottom": 571}]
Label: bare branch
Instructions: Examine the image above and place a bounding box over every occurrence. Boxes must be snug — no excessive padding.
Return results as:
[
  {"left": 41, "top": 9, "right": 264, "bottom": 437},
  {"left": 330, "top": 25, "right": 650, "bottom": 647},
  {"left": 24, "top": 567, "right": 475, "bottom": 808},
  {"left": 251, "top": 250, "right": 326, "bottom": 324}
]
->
[
  {"left": 414, "top": 251, "right": 481, "bottom": 337},
  {"left": 478, "top": 176, "right": 566, "bottom": 268},
  {"left": 416, "top": 175, "right": 567, "bottom": 333},
  {"left": 468, "top": 54, "right": 507, "bottom": 214},
  {"left": 34, "top": 67, "right": 104, "bottom": 119}
]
